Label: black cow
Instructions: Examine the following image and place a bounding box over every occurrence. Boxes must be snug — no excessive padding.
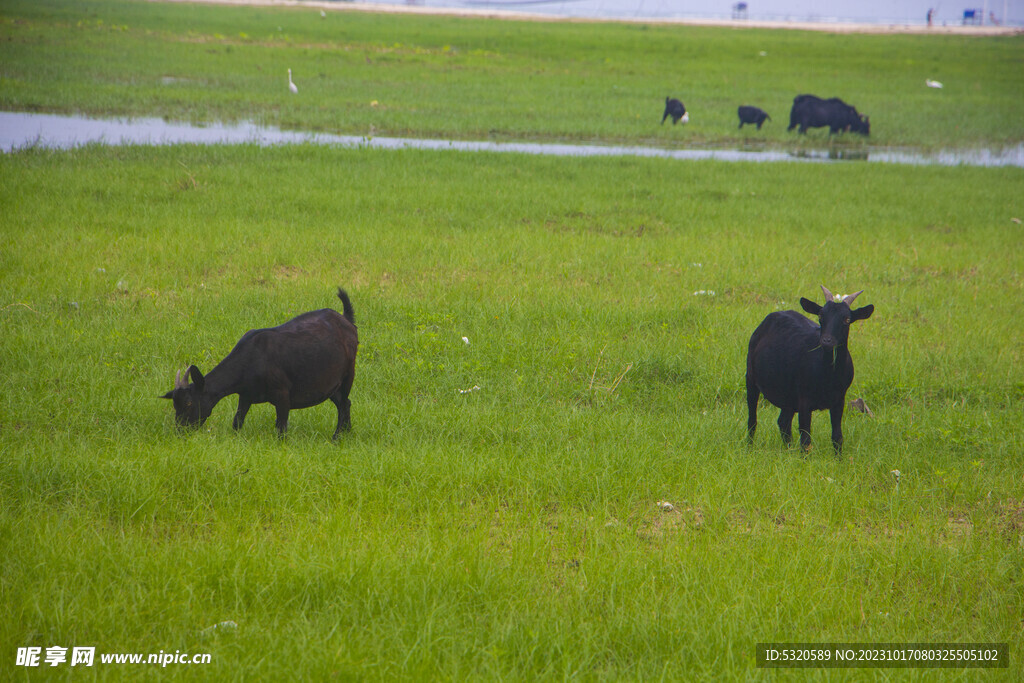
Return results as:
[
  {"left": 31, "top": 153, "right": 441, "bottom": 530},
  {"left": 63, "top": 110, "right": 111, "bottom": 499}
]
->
[
  {"left": 746, "top": 286, "right": 874, "bottom": 453},
  {"left": 662, "top": 97, "right": 689, "bottom": 125},
  {"left": 787, "top": 94, "right": 869, "bottom": 135},
  {"left": 738, "top": 105, "right": 771, "bottom": 130},
  {"left": 161, "top": 288, "right": 358, "bottom": 439}
]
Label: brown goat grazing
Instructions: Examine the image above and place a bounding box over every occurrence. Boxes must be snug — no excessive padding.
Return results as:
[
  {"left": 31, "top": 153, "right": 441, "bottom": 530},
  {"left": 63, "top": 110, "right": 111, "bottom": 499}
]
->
[{"left": 162, "top": 289, "right": 358, "bottom": 439}]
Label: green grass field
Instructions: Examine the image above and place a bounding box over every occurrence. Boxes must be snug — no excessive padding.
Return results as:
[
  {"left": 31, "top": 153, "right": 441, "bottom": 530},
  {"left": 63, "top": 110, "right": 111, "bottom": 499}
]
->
[{"left": 2, "top": 1, "right": 1024, "bottom": 680}]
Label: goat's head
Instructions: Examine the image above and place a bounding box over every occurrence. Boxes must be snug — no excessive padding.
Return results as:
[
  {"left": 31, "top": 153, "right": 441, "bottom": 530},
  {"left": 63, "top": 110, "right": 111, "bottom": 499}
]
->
[
  {"left": 800, "top": 286, "right": 874, "bottom": 350},
  {"left": 160, "top": 365, "right": 214, "bottom": 427}
]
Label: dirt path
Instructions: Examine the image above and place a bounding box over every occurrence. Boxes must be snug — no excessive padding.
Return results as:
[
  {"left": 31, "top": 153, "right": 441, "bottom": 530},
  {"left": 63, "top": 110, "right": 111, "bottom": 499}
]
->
[{"left": 157, "top": 0, "right": 1022, "bottom": 35}]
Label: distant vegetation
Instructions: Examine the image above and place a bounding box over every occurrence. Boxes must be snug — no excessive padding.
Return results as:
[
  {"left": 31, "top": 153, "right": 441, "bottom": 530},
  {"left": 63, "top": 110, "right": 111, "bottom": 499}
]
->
[{"left": 1, "top": 0, "right": 1023, "bottom": 148}]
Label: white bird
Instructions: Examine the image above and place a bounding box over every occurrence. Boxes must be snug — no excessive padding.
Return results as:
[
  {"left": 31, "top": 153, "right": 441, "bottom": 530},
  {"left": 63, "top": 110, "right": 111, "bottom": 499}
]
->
[
  {"left": 926, "top": 79, "right": 943, "bottom": 89},
  {"left": 288, "top": 69, "right": 298, "bottom": 94},
  {"left": 320, "top": 10, "right": 326, "bottom": 18}
]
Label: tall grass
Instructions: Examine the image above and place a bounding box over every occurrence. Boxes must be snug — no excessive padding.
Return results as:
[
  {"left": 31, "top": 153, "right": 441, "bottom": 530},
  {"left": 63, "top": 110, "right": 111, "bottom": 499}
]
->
[{"left": 2, "top": 142, "right": 1022, "bottom": 678}]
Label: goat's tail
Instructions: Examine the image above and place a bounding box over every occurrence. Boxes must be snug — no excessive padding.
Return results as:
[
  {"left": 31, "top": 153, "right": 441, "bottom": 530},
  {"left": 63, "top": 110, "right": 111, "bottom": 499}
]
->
[{"left": 337, "top": 288, "right": 355, "bottom": 325}]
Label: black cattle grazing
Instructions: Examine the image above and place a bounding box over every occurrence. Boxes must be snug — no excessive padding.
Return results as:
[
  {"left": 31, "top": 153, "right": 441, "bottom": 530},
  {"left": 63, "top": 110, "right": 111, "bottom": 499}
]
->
[
  {"left": 662, "top": 97, "right": 689, "bottom": 125},
  {"left": 746, "top": 286, "right": 874, "bottom": 454},
  {"left": 161, "top": 288, "right": 358, "bottom": 439},
  {"left": 738, "top": 105, "right": 771, "bottom": 130},
  {"left": 787, "top": 94, "right": 869, "bottom": 135}
]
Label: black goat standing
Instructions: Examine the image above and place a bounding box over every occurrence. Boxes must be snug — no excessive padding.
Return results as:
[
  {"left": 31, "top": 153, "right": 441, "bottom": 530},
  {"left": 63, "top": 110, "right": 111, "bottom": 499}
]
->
[
  {"left": 746, "top": 286, "right": 874, "bottom": 453},
  {"left": 162, "top": 288, "right": 358, "bottom": 439},
  {"left": 737, "top": 105, "right": 771, "bottom": 130}
]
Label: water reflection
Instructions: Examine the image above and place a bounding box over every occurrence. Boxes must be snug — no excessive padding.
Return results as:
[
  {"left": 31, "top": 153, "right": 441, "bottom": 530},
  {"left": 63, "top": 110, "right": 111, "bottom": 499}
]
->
[
  {"left": 790, "top": 148, "right": 871, "bottom": 162},
  {"left": 2, "top": 112, "right": 1022, "bottom": 168}
]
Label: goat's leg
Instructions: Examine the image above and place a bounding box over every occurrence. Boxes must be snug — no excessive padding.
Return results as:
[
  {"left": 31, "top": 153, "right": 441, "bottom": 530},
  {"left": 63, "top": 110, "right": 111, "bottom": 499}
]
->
[
  {"left": 797, "top": 409, "right": 813, "bottom": 452},
  {"left": 272, "top": 398, "right": 290, "bottom": 437},
  {"left": 329, "top": 372, "right": 355, "bottom": 440},
  {"left": 233, "top": 397, "right": 252, "bottom": 430},
  {"left": 777, "top": 408, "right": 795, "bottom": 445},
  {"left": 746, "top": 376, "right": 759, "bottom": 443},
  {"left": 266, "top": 377, "right": 292, "bottom": 437},
  {"left": 829, "top": 403, "right": 845, "bottom": 454},
  {"left": 329, "top": 394, "right": 352, "bottom": 440}
]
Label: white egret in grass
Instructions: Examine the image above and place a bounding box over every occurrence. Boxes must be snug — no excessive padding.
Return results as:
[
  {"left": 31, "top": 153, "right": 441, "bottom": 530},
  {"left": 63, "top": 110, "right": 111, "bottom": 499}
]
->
[{"left": 288, "top": 69, "right": 298, "bottom": 94}]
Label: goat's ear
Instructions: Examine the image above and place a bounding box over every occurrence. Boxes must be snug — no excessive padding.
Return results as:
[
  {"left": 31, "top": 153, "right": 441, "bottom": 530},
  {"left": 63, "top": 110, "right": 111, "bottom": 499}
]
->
[
  {"left": 160, "top": 391, "right": 174, "bottom": 399},
  {"left": 187, "top": 365, "right": 205, "bottom": 390},
  {"left": 851, "top": 304, "right": 874, "bottom": 322},
  {"left": 800, "top": 297, "right": 822, "bottom": 315}
]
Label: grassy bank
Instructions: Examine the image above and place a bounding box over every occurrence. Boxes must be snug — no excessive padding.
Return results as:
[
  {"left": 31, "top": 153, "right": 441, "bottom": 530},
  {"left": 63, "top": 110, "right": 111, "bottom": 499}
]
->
[
  {"left": 1, "top": 0, "right": 1023, "bottom": 148},
  {"left": 2, "top": 143, "right": 1023, "bottom": 678}
]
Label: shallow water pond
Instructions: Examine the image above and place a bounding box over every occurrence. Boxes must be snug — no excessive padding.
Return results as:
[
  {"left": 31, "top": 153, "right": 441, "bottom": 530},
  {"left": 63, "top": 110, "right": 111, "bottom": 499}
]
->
[{"left": 2, "top": 111, "right": 1022, "bottom": 168}]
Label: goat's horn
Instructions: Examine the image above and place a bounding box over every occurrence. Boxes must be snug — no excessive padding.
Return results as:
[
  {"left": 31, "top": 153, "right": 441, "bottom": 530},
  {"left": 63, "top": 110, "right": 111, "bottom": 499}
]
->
[
  {"left": 820, "top": 285, "right": 835, "bottom": 303},
  {"left": 843, "top": 290, "right": 864, "bottom": 306},
  {"left": 175, "top": 368, "right": 187, "bottom": 389}
]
